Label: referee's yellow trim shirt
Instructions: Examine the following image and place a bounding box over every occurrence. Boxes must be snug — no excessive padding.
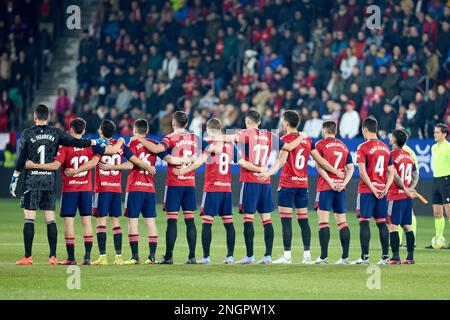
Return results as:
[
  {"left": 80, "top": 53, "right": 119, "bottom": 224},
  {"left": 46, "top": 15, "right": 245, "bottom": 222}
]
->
[{"left": 431, "top": 140, "right": 450, "bottom": 178}]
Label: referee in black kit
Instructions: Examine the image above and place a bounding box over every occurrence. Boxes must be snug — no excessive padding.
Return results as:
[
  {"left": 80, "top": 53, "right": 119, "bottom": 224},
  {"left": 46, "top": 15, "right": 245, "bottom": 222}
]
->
[
  {"left": 9, "top": 104, "right": 108, "bottom": 265},
  {"left": 427, "top": 123, "right": 450, "bottom": 249}
]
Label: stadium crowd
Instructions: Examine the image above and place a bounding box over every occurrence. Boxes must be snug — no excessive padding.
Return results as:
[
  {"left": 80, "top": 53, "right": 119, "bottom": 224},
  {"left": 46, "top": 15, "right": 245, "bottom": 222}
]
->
[
  {"left": 2, "top": 0, "right": 450, "bottom": 142},
  {"left": 0, "top": 0, "right": 66, "bottom": 133},
  {"left": 67, "top": 0, "right": 450, "bottom": 139}
]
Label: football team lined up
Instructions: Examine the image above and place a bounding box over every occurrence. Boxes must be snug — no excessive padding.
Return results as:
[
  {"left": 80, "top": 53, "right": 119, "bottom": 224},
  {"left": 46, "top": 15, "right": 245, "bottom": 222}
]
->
[{"left": 10, "top": 104, "right": 421, "bottom": 266}]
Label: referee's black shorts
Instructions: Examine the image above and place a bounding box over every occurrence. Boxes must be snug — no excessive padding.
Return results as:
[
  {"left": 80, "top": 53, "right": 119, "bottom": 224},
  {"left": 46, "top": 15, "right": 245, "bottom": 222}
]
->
[
  {"left": 20, "top": 190, "right": 56, "bottom": 211},
  {"left": 432, "top": 175, "right": 450, "bottom": 205}
]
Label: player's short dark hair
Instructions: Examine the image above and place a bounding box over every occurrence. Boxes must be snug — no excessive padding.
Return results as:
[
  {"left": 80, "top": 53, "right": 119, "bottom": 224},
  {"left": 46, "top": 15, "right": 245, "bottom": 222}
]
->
[
  {"left": 283, "top": 110, "right": 300, "bottom": 128},
  {"left": 207, "top": 118, "right": 222, "bottom": 131},
  {"left": 399, "top": 128, "right": 410, "bottom": 139},
  {"left": 435, "top": 123, "right": 449, "bottom": 138},
  {"left": 362, "top": 117, "right": 378, "bottom": 133},
  {"left": 322, "top": 120, "right": 337, "bottom": 135},
  {"left": 245, "top": 109, "right": 261, "bottom": 124},
  {"left": 34, "top": 104, "right": 49, "bottom": 121},
  {"left": 173, "top": 111, "right": 188, "bottom": 128},
  {"left": 134, "top": 118, "right": 149, "bottom": 135},
  {"left": 100, "top": 119, "right": 116, "bottom": 138},
  {"left": 70, "top": 118, "right": 86, "bottom": 135},
  {"left": 391, "top": 129, "right": 408, "bottom": 148}
]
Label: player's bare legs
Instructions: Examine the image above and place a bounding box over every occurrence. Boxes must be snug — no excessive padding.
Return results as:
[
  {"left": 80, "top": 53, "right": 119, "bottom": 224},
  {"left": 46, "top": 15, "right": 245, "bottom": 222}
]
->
[
  {"left": 316, "top": 209, "right": 330, "bottom": 264},
  {"left": 237, "top": 214, "right": 255, "bottom": 264},
  {"left": 334, "top": 213, "right": 351, "bottom": 264},
  {"left": 296, "top": 208, "right": 312, "bottom": 264},
  {"left": 16, "top": 210, "right": 37, "bottom": 265},
  {"left": 81, "top": 216, "right": 93, "bottom": 264},
  {"left": 199, "top": 215, "right": 214, "bottom": 264},
  {"left": 144, "top": 218, "right": 158, "bottom": 263},
  {"left": 221, "top": 216, "right": 235, "bottom": 264},
  {"left": 257, "top": 212, "right": 273, "bottom": 264},
  {"left": 44, "top": 210, "right": 58, "bottom": 265},
  {"left": 110, "top": 216, "right": 123, "bottom": 264}
]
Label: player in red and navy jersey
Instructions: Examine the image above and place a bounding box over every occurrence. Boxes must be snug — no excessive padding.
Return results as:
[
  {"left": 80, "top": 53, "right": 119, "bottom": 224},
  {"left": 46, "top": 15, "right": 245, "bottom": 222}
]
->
[
  {"left": 207, "top": 109, "right": 309, "bottom": 264},
  {"left": 259, "top": 111, "right": 345, "bottom": 264},
  {"left": 173, "top": 118, "right": 261, "bottom": 264},
  {"left": 353, "top": 117, "right": 395, "bottom": 265},
  {"left": 66, "top": 120, "right": 155, "bottom": 266},
  {"left": 134, "top": 111, "right": 199, "bottom": 264},
  {"left": 313, "top": 121, "right": 354, "bottom": 264},
  {"left": 99, "top": 119, "right": 161, "bottom": 265},
  {"left": 24, "top": 118, "right": 122, "bottom": 265},
  {"left": 388, "top": 129, "right": 419, "bottom": 264}
]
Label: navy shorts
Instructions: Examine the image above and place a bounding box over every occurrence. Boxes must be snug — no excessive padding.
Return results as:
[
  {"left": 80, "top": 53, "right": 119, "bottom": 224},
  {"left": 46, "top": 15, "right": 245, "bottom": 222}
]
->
[
  {"left": 277, "top": 187, "right": 308, "bottom": 209},
  {"left": 93, "top": 192, "right": 122, "bottom": 217},
  {"left": 315, "top": 190, "right": 346, "bottom": 213},
  {"left": 201, "top": 192, "right": 232, "bottom": 216},
  {"left": 125, "top": 192, "right": 157, "bottom": 218},
  {"left": 239, "top": 182, "right": 274, "bottom": 214},
  {"left": 388, "top": 199, "right": 413, "bottom": 226},
  {"left": 163, "top": 186, "right": 197, "bottom": 212},
  {"left": 357, "top": 193, "right": 388, "bottom": 220},
  {"left": 60, "top": 191, "right": 92, "bottom": 217}
]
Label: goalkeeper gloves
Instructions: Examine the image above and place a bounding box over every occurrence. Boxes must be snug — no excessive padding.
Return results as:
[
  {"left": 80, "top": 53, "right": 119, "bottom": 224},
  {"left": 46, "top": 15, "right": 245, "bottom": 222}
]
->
[
  {"left": 9, "top": 171, "right": 19, "bottom": 197},
  {"left": 95, "top": 137, "right": 110, "bottom": 147}
]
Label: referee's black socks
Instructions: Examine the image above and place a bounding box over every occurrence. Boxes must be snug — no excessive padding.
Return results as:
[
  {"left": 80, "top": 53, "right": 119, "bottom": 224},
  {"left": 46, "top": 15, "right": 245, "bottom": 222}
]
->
[
  {"left": 23, "top": 219, "right": 35, "bottom": 258},
  {"left": 46, "top": 220, "right": 57, "bottom": 258}
]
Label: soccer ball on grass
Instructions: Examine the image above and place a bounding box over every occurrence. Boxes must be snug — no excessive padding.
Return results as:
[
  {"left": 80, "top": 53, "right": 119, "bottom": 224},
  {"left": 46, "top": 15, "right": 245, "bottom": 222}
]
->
[{"left": 431, "top": 236, "right": 447, "bottom": 249}]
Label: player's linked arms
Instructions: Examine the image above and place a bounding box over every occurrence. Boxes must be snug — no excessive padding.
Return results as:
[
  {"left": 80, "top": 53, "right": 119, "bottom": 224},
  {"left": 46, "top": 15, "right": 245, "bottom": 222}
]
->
[
  {"left": 135, "top": 136, "right": 166, "bottom": 154},
  {"left": 25, "top": 160, "right": 61, "bottom": 171},
  {"left": 65, "top": 157, "right": 100, "bottom": 176},
  {"left": 103, "top": 137, "right": 125, "bottom": 155},
  {"left": 257, "top": 150, "right": 288, "bottom": 181},
  {"left": 99, "top": 161, "right": 134, "bottom": 171},
  {"left": 173, "top": 154, "right": 206, "bottom": 176},
  {"left": 128, "top": 155, "right": 156, "bottom": 175}
]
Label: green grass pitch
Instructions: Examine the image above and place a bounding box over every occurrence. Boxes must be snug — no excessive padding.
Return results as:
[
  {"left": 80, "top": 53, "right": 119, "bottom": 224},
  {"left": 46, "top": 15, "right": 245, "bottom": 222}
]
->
[{"left": 0, "top": 199, "right": 449, "bottom": 300}]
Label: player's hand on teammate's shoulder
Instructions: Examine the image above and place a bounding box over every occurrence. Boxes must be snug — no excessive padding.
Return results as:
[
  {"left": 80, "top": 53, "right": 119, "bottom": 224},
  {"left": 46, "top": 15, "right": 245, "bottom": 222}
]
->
[{"left": 94, "top": 137, "right": 109, "bottom": 146}]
